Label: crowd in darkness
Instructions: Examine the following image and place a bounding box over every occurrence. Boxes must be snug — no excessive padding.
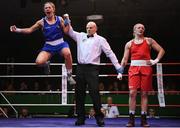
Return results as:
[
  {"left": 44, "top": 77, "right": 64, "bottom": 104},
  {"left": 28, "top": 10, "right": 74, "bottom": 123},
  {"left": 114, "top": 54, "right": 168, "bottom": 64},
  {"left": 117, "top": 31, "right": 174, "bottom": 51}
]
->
[
  {"left": 0, "top": 78, "right": 129, "bottom": 92},
  {"left": 1, "top": 77, "right": 179, "bottom": 93}
]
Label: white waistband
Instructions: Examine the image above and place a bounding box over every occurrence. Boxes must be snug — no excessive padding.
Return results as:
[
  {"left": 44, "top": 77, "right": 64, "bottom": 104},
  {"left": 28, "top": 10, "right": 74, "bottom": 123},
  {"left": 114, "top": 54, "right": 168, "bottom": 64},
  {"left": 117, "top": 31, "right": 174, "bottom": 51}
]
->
[
  {"left": 131, "top": 60, "right": 150, "bottom": 66},
  {"left": 46, "top": 38, "right": 64, "bottom": 46}
]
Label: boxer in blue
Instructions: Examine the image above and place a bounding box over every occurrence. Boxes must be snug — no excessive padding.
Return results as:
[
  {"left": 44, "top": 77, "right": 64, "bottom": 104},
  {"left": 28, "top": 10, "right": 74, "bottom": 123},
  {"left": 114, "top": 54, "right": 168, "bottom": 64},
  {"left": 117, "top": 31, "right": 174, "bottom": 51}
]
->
[{"left": 10, "top": 1, "right": 75, "bottom": 85}]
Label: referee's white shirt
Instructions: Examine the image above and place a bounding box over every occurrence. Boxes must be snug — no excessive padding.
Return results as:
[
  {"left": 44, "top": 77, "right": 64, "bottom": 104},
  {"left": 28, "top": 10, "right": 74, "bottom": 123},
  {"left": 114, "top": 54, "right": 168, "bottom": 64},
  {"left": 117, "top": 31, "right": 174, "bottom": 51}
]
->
[{"left": 68, "top": 27, "right": 121, "bottom": 70}]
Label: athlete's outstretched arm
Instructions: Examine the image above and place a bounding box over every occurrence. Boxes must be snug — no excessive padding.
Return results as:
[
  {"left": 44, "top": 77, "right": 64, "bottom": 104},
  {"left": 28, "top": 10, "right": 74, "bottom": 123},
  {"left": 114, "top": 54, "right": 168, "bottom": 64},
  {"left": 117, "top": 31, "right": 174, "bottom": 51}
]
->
[{"left": 10, "top": 20, "right": 42, "bottom": 34}]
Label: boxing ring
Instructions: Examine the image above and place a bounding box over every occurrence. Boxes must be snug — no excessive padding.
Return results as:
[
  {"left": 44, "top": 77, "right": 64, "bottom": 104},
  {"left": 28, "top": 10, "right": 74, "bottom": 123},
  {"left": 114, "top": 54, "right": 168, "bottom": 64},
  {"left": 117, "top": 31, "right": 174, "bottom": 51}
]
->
[{"left": 0, "top": 62, "right": 180, "bottom": 127}]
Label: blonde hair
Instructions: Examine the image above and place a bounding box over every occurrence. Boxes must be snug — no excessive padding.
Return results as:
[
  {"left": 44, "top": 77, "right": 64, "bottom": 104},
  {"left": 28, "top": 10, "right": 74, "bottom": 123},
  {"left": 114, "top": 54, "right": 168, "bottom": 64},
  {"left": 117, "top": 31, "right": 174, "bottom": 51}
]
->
[
  {"left": 133, "top": 23, "right": 145, "bottom": 31},
  {"left": 44, "top": 2, "right": 56, "bottom": 13}
]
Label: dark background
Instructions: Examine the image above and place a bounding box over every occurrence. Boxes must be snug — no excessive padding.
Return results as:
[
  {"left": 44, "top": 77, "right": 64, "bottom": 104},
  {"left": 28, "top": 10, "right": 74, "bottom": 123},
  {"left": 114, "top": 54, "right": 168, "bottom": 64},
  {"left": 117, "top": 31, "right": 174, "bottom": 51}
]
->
[{"left": 0, "top": 0, "right": 180, "bottom": 63}]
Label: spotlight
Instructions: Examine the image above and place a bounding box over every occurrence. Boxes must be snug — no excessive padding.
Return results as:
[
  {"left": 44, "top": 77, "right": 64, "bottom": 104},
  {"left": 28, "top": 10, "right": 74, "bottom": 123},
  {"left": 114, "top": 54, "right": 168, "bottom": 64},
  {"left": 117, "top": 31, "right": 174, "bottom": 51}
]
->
[
  {"left": 86, "top": 14, "right": 103, "bottom": 21},
  {"left": 86, "top": 0, "right": 104, "bottom": 23}
]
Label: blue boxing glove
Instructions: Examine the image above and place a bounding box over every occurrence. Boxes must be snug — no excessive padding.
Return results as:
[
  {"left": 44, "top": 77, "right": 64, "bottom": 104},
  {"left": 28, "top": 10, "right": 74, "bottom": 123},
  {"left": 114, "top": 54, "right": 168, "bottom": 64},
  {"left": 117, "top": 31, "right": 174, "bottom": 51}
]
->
[
  {"left": 116, "top": 66, "right": 124, "bottom": 80},
  {"left": 63, "top": 14, "right": 71, "bottom": 26},
  {"left": 64, "top": 19, "right": 71, "bottom": 26}
]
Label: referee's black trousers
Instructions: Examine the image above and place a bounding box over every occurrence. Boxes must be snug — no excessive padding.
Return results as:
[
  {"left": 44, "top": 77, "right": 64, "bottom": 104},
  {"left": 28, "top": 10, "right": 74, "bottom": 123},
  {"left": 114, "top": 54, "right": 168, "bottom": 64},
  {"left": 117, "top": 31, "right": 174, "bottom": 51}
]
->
[{"left": 75, "top": 64, "right": 103, "bottom": 120}]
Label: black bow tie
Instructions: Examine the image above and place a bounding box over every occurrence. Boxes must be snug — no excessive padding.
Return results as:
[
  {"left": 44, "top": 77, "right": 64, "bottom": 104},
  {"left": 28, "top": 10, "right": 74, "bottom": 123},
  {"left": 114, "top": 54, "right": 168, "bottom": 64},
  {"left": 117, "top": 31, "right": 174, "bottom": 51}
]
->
[{"left": 87, "top": 35, "right": 94, "bottom": 38}]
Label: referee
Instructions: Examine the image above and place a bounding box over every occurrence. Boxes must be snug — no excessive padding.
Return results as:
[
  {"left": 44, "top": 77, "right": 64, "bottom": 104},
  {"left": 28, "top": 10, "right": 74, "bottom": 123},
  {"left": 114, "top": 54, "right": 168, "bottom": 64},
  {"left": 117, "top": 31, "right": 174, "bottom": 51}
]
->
[{"left": 67, "top": 17, "right": 123, "bottom": 126}]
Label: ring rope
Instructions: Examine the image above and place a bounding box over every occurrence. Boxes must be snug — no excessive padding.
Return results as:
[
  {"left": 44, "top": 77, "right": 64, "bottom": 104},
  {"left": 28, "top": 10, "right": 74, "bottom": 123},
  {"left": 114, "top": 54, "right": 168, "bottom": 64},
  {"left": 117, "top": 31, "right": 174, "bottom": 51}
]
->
[
  {"left": 0, "top": 104, "right": 179, "bottom": 107},
  {"left": 0, "top": 62, "right": 180, "bottom": 66},
  {"left": 1, "top": 90, "right": 180, "bottom": 94},
  {"left": 0, "top": 74, "right": 180, "bottom": 78}
]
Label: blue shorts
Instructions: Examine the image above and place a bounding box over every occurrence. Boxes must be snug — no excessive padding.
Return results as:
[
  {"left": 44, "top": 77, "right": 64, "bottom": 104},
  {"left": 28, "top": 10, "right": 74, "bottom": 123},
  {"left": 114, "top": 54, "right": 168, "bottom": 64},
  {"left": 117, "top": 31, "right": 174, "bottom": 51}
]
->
[{"left": 41, "top": 41, "right": 69, "bottom": 55}]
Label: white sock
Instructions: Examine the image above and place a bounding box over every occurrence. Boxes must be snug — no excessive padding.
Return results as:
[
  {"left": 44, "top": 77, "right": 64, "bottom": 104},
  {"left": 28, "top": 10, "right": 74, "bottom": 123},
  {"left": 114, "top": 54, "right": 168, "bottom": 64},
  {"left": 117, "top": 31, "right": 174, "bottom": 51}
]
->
[
  {"left": 129, "top": 110, "right": 135, "bottom": 115},
  {"left": 141, "top": 111, "right": 147, "bottom": 115},
  {"left": 67, "top": 69, "right": 72, "bottom": 75}
]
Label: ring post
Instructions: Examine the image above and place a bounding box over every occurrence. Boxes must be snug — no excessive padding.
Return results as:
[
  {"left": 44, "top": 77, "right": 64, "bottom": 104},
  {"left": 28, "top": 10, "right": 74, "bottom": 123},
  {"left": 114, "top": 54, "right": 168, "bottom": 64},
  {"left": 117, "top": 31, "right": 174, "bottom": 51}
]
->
[
  {"left": 61, "top": 64, "right": 67, "bottom": 105},
  {"left": 156, "top": 63, "right": 165, "bottom": 107}
]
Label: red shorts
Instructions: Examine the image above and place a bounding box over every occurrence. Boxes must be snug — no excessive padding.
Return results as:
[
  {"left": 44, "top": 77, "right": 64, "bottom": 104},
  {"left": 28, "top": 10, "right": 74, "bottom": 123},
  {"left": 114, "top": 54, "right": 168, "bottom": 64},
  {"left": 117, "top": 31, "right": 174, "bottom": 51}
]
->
[{"left": 128, "top": 66, "right": 153, "bottom": 91}]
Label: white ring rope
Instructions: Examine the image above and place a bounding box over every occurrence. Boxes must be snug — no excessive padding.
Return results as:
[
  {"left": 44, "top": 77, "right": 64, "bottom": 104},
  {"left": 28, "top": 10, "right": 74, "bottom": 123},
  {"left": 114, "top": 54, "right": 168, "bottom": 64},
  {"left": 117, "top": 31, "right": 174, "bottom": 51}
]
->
[
  {"left": 0, "top": 91, "right": 118, "bottom": 94},
  {"left": 0, "top": 63, "right": 179, "bottom": 78},
  {"left": 0, "top": 104, "right": 91, "bottom": 107},
  {"left": 1, "top": 62, "right": 180, "bottom": 66},
  {"left": 1, "top": 90, "right": 180, "bottom": 94},
  {"left": 0, "top": 104, "right": 179, "bottom": 107},
  {"left": 1, "top": 74, "right": 180, "bottom": 78},
  {"left": 0, "top": 75, "right": 111, "bottom": 78},
  {"left": 0, "top": 75, "right": 63, "bottom": 78},
  {"left": 0, "top": 63, "right": 112, "bottom": 66}
]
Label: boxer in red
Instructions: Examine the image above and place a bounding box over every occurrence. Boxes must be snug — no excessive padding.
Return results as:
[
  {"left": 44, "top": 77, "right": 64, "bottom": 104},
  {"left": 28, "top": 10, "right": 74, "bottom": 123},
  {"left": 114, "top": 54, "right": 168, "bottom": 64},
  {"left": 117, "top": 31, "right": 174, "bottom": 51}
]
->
[{"left": 121, "top": 23, "right": 165, "bottom": 127}]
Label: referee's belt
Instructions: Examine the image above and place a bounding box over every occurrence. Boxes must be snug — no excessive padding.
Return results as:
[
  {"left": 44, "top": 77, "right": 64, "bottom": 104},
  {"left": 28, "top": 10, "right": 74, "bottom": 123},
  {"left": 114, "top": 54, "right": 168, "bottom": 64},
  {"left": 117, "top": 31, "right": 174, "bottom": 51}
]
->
[{"left": 77, "top": 63, "right": 99, "bottom": 67}]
